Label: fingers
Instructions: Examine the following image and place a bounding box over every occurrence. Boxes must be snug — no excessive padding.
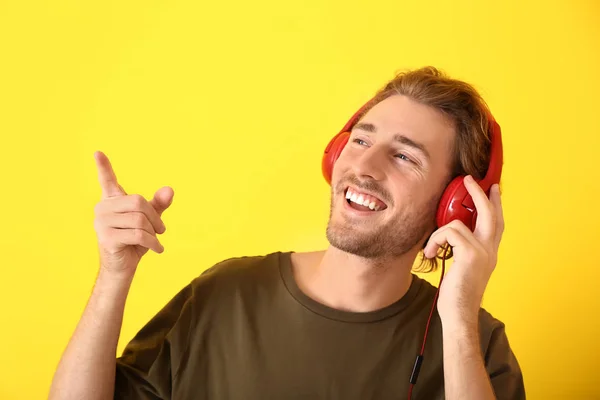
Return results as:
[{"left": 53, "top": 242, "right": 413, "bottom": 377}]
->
[
  {"left": 149, "top": 186, "right": 175, "bottom": 217},
  {"left": 424, "top": 179, "right": 504, "bottom": 263},
  {"left": 94, "top": 151, "right": 125, "bottom": 199},
  {"left": 463, "top": 175, "right": 496, "bottom": 241},
  {"left": 96, "top": 212, "right": 157, "bottom": 236},
  {"left": 95, "top": 194, "right": 166, "bottom": 234},
  {"left": 489, "top": 184, "right": 505, "bottom": 247},
  {"left": 434, "top": 220, "right": 480, "bottom": 246},
  {"left": 424, "top": 220, "right": 482, "bottom": 258},
  {"left": 424, "top": 225, "right": 477, "bottom": 259},
  {"left": 108, "top": 227, "right": 164, "bottom": 254}
]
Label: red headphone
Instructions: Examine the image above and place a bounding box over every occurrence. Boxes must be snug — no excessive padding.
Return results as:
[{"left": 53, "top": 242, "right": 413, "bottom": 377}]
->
[{"left": 321, "top": 98, "right": 503, "bottom": 231}]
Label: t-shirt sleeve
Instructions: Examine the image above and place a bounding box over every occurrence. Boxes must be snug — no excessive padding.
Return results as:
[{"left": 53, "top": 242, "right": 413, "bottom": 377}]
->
[
  {"left": 484, "top": 321, "right": 526, "bottom": 400},
  {"left": 114, "top": 282, "right": 196, "bottom": 399}
]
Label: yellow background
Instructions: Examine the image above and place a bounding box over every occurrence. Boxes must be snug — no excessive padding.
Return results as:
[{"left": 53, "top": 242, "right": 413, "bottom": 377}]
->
[{"left": 1, "top": 0, "right": 598, "bottom": 398}]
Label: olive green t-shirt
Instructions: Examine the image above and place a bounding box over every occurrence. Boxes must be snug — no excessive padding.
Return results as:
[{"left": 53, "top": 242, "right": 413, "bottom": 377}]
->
[{"left": 114, "top": 251, "right": 525, "bottom": 399}]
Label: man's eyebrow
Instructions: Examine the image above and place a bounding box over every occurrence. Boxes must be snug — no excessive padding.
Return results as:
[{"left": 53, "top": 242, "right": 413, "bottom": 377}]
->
[
  {"left": 353, "top": 122, "right": 377, "bottom": 133},
  {"left": 393, "top": 133, "right": 430, "bottom": 160},
  {"left": 353, "top": 122, "right": 431, "bottom": 160}
]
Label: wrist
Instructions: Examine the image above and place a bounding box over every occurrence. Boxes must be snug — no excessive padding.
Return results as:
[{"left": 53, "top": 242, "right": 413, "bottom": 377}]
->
[
  {"left": 438, "top": 299, "right": 480, "bottom": 327},
  {"left": 441, "top": 318, "right": 482, "bottom": 361},
  {"left": 97, "top": 265, "right": 134, "bottom": 284},
  {"left": 94, "top": 268, "right": 134, "bottom": 300},
  {"left": 440, "top": 314, "right": 479, "bottom": 336}
]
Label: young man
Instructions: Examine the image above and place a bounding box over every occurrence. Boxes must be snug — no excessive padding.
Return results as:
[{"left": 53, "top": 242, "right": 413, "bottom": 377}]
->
[{"left": 49, "top": 67, "right": 525, "bottom": 399}]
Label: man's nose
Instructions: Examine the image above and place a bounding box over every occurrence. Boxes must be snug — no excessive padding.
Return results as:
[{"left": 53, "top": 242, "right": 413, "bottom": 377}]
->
[{"left": 352, "top": 146, "right": 385, "bottom": 181}]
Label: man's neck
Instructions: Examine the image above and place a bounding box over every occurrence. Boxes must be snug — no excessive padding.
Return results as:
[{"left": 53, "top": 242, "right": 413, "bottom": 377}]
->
[{"left": 291, "top": 246, "right": 419, "bottom": 313}]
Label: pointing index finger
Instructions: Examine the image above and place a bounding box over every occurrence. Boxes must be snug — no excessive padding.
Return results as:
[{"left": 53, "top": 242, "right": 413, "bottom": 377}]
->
[{"left": 94, "top": 151, "right": 124, "bottom": 199}]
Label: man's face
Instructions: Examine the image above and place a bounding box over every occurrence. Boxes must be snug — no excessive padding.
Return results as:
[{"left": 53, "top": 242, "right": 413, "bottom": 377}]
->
[{"left": 326, "top": 94, "right": 456, "bottom": 260}]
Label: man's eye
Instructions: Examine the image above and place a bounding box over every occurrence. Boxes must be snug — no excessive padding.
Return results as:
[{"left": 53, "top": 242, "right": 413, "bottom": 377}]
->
[
  {"left": 395, "top": 154, "right": 414, "bottom": 163},
  {"left": 353, "top": 138, "right": 368, "bottom": 146}
]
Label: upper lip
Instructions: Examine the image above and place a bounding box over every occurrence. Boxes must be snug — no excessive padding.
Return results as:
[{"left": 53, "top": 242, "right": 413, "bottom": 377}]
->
[{"left": 345, "top": 185, "right": 388, "bottom": 207}]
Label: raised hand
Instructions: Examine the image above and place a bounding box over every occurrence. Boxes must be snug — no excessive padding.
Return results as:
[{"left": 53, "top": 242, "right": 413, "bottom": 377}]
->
[
  {"left": 424, "top": 175, "right": 504, "bottom": 326},
  {"left": 93, "top": 151, "right": 174, "bottom": 278}
]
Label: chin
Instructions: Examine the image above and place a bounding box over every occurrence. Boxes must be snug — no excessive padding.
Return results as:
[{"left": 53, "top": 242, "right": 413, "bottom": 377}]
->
[
  {"left": 325, "top": 219, "right": 389, "bottom": 259},
  {"left": 325, "top": 210, "right": 433, "bottom": 261}
]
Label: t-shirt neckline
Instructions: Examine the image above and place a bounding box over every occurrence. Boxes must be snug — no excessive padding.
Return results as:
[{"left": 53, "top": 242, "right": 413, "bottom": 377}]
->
[{"left": 278, "top": 251, "right": 424, "bottom": 323}]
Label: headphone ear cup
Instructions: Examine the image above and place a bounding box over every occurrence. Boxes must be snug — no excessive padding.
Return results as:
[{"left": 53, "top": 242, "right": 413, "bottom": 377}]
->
[
  {"left": 322, "top": 131, "right": 350, "bottom": 185},
  {"left": 436, "top": 176, "right": 477, "bottom": 231}
]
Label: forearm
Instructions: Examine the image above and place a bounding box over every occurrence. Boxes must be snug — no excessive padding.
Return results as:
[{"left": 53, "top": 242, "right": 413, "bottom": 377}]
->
[
  {"left": 49, "top": 270, "right": 133, "bottom": 400},
  {"left": 442, "top": 319, "right": 496, "bottom": 400}
]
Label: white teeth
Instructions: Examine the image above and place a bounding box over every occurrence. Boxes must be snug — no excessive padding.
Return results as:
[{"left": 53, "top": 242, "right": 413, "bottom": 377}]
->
[{"left": 346, "top": 187, "right": 384, "bottom": 211}]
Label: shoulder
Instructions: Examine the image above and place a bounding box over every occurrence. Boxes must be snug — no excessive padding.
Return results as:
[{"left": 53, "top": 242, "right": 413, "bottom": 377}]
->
[
  {"left": 477, "top": 307, "right": 509, "bottom": 351},
  {"left": 477, "top": 309, "right": 526, "bottom": 397},
  {"left": 187, "top": 251, "right": 286, "bottom": 298},
  {"left": 199, "top": 251, "right": 283, "bottom": 279}
]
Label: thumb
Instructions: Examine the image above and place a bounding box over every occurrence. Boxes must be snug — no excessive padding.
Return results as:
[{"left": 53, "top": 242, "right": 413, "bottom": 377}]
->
[{"left": 150, "top": 186, "right": 174, "bottom": 216}]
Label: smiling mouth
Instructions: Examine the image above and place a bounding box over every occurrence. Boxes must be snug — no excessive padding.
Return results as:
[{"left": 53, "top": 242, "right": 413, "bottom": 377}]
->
[{"left": 344, "top": 187, "right": 388, "bottom": 212}]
